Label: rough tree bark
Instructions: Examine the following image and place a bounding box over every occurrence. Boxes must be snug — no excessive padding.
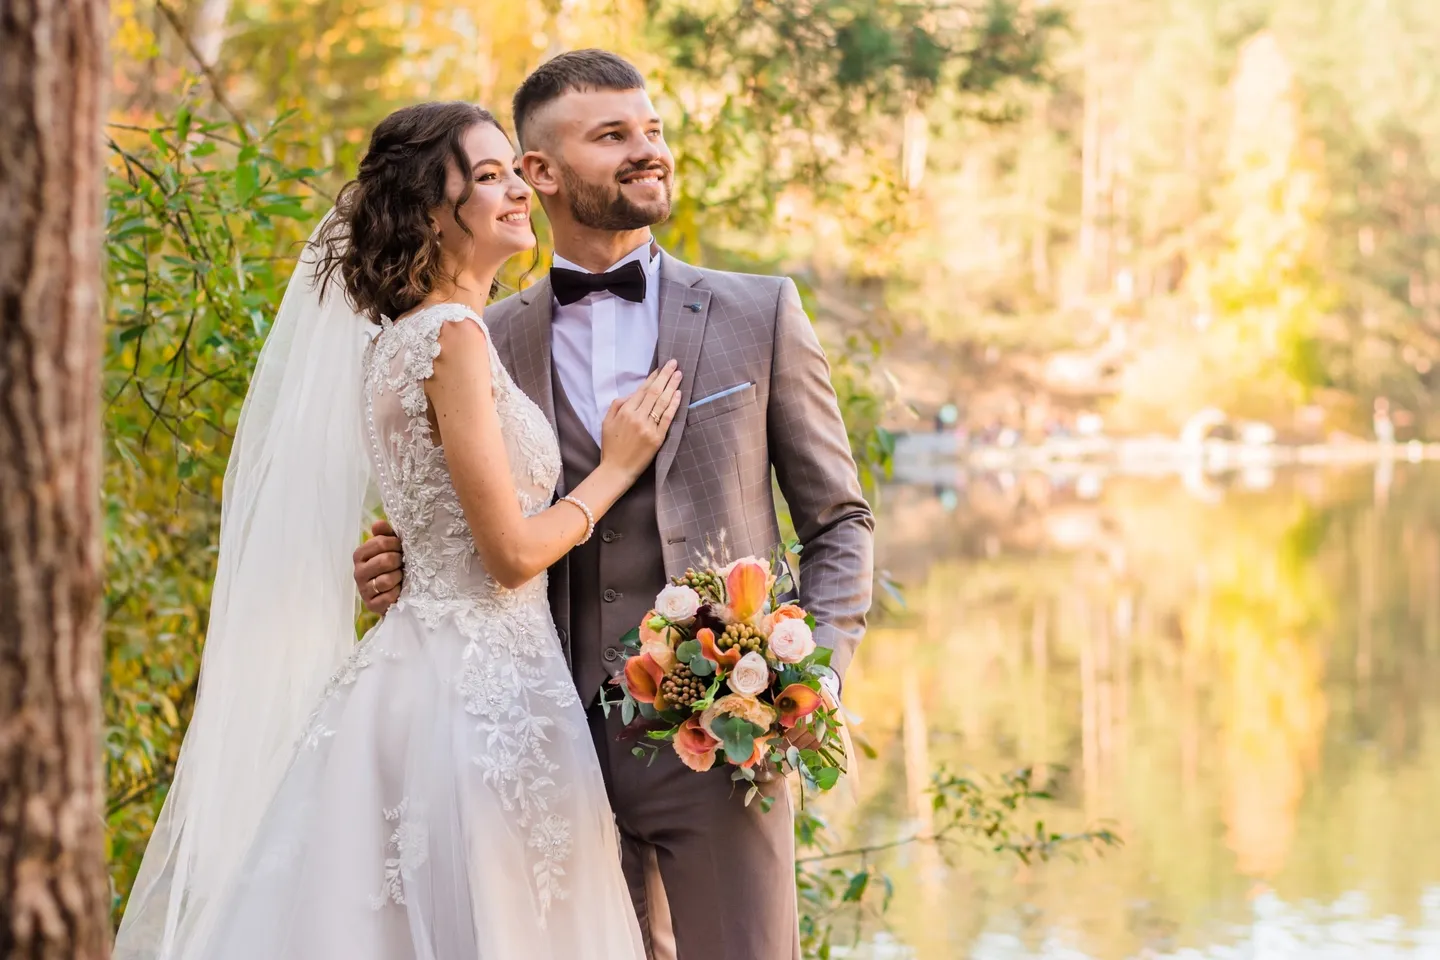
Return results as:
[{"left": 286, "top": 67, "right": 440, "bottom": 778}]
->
[{"left": 0, "top": 0, "right": 111, "bottom": 956}]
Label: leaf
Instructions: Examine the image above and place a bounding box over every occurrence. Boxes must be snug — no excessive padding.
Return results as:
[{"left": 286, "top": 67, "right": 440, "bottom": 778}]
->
[
  {"left": 688, "top": 655, "right": 714, "bottom": 677},
  {"left": 842, "top": 870, "right": 870, "bottom": 903},
  {"left": 709, "top": 715, "right": 764, "bottom": 764},
  {"left": 235, "top": 162, "right": 260, "bottom": 206},
  {"left": 619, "top": 626, "right": 641, "bottom": 649},
  {"left": 621, "top": 699, "right": 636, "bottom": 726},
  {"left": 675, "top": 639, "right": 701, "bottom": 662},
  {"left": 813, "top": 766, "right": 841, "bottom": 790},
  {"left": 760, "top": 795, "right": 776, "bottom": 814},
  {"left": 745, "top": 785, "right": 759, "bottom": 807},
  {"left": 259, "top": 200, "right": 307, "bottom": 220}
]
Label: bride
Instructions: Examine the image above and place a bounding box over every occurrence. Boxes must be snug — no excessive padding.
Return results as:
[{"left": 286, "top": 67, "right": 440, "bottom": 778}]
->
[{"left": 112, "top": 101, "right": 675, "bottom": 959}]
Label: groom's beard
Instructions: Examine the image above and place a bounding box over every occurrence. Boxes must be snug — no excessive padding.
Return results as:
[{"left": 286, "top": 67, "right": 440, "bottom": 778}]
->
[{"left": 560, "top": 161, "right": 673, "bottom": 231}]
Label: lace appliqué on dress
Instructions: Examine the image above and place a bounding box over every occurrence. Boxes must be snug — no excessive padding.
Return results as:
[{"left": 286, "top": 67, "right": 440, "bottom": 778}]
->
[
  {"left": 363, "top": 302, "right": 572, "bottom": 922},
  {"left": 371, "top": 798, "right": 429, "bottom": 909}
]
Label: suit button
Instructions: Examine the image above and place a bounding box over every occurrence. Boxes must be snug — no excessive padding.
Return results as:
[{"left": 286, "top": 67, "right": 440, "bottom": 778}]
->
[
  {"left": 602, "top": 647, "right": 621, "bottom": 662},
  {"left": 602, "top": 529, "right": 618, "bottom": 543},
  {"left": 603, "top": 589, "right": 618, "bottom": 603}
]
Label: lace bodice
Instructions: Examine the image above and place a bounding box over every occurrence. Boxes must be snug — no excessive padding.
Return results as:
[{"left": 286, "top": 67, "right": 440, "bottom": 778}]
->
[{"left": 363, "top": 303, "right": 562, "bottom": 620}]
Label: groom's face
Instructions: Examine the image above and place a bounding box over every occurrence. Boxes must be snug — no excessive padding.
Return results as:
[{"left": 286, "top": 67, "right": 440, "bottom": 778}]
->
[{"left": 522, "top": 88, "right": 674, "bottom": 231}]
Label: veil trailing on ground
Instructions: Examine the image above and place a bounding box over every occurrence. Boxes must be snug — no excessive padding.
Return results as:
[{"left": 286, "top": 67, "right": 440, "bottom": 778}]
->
[{"left": 114, "top": 213, "right": 376, "bottom": 959}]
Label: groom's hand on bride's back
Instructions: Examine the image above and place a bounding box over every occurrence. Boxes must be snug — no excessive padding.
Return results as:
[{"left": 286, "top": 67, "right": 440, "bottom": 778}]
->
[{"left": 354, "top": 520, "right": 404, "bottom": 615}]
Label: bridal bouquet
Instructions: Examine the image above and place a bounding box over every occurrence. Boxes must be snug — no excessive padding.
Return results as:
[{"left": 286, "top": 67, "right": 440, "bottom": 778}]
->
[{"left": 606, "top": 554, "right": 846, "bottom": 810}]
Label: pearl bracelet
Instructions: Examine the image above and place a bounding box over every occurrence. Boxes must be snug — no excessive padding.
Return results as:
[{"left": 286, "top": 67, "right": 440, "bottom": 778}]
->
[{"left": 559, "top": 495, "right": 595, "bottom": 545}]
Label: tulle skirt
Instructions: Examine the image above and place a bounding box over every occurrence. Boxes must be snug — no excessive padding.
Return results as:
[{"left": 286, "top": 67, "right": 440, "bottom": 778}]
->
[{"left": 144, "top": 602, "right": 645, "bottom": 960}]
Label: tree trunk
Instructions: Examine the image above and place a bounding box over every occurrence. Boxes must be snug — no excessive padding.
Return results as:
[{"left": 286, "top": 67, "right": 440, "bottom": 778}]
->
[{"left": 0, "top": 0, "right": 111, "bottom": 957}]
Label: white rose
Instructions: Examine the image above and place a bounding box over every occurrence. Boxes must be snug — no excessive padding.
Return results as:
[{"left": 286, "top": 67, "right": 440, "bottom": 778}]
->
[
  {"left": 654, "top": 585, "right": 701, "bottom": 624},
  {"left": 727, "top": 651, "right": 771, "bottom": 698},
  {"left": 768, "top": 618, "right": 815, "bottom": 663}
]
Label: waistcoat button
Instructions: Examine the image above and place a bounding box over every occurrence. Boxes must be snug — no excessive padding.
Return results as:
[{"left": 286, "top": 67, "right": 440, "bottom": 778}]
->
[
  {"left": 602, "top": 529, "right": 618, "bottom": 543},
  {"left": 602, "top": 647, "right": 621, "bottom": 662},
  {"left": 603, "top": 588, "right": 618, "bottom": 602}
]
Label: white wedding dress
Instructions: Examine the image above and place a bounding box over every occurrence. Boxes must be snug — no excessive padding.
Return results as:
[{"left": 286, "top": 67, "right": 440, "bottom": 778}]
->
[{"left": 124, "top": 302, "right": 646, "bottom": 959}]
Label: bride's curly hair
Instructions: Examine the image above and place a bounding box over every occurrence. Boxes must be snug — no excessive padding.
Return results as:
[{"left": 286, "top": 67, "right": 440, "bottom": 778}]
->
[{"left": 316, "top": 101, "right": 504, "bottom": 325}]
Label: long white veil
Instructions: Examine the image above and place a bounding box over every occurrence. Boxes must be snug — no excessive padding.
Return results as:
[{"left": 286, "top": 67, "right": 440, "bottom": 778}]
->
[{"left": 114, "top": 215, "right": 375, "bottom": 959}]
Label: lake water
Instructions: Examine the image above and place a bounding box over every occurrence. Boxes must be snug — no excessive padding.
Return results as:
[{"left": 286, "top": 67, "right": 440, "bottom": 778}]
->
[{"left": 830, "top": 462, "right": 1440, "bottom": 958}]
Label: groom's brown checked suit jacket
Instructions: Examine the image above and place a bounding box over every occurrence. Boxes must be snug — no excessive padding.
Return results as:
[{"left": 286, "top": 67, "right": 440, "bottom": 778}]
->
[{"left": 486, "top": 250, "right": 874, "bottom": 960}]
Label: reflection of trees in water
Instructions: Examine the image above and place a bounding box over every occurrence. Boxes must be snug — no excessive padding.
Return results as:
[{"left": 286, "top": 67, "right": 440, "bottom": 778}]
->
[{"left": 846, "top": 466, "right": 1440, "bottom": 957}]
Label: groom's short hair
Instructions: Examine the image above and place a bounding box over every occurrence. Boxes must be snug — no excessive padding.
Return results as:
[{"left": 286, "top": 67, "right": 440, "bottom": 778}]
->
[{"left": 513, "top": 49, "right": 647, "bottom": 149}]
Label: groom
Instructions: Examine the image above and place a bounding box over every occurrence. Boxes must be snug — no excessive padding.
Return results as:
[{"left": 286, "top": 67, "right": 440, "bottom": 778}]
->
[{"left": 354, "top": 49, "right": 874, "bottom": 959}]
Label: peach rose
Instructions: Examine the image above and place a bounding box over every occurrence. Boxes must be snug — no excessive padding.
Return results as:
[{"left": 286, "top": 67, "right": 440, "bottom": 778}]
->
[
  {"left": 768, "top": 618, "right": 815, "bottom": 664},
  {"left": 727, "top": 651, "right": 771, "bottom": 698},
  {"left": 640, "top": 639, "right": 678, "bottom": 674},
  {"left": 701, "top": 693, "right": 777, "bottom": 739}
]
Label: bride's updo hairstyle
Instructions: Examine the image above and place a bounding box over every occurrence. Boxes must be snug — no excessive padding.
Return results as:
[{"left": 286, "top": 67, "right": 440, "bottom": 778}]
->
[{"left": 318, "top": 101, "right": 502, "bottom": 325}]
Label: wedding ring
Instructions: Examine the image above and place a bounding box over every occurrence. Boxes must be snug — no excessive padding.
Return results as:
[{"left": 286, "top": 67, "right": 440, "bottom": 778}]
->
[
  {"left": 368, "top": 577, "right": 379, "bottom": 597},
  {"left": 650, "top": 410, "right": 664, "bottom": 424}
]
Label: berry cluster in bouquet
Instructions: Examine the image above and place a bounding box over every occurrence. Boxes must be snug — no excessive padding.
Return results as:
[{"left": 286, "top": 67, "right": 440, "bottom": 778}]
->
[{"left": 604, "top": 552, "right": 847, "bottom": 810}]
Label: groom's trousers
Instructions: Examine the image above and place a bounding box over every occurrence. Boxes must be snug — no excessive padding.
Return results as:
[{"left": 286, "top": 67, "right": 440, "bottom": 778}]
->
[{"left": 587, "top": 704, "right": 801, "bottom": 960}]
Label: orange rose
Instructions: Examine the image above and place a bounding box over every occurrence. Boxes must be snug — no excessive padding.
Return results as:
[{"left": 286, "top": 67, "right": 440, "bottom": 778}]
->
[{"left": 763, "top": 604, "right": 807, "bottom": 636}]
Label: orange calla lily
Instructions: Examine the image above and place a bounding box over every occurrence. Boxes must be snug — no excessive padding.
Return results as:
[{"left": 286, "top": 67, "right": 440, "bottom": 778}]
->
[
  {"left": 623, "top": 653, "right": 665, "bottom": 705},
  {"left": 775, "top": 683, "right": 824, "bottom": 729},
  {"left": 697, "top": 627, "right": 742, "bottom": 669},
  {"left": 726, "top": 558, "right": 769, "bottom": 623},
  {"left": 673, "top": 716, "right": 722, "bottom": 773}
]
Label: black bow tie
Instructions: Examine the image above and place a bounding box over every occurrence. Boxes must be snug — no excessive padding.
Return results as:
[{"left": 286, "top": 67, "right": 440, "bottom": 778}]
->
[{"left": 550, "top": 260, "right": 647, "bottom": 307}]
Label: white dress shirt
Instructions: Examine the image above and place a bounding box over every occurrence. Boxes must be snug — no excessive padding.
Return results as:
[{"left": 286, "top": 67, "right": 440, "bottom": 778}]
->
[{"left": 550, "top": 242, "right": 662, "bottom": 445}]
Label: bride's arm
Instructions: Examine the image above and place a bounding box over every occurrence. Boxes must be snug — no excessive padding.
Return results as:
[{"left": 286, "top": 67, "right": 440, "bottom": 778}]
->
[{"left": 425, "top": 318, "right": 680, "bottom": 590}]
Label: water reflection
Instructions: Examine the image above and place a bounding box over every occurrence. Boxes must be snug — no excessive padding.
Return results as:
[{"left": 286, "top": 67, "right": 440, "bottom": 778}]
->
[{"left": 834, "top": 463, "right": 1440, "bottom": 958}]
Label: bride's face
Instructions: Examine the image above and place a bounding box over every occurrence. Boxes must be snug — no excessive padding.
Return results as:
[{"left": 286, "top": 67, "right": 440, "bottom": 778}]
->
[{"left": 433, "top": 122, "right": 535, "bottom": 273}]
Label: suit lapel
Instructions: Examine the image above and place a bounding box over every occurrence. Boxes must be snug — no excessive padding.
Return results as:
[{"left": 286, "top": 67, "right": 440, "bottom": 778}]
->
[
  {"left": 509, "top": 276, "right": 557, "bottom": 431},
  {"left": 654, "top": 253, "right": 711, "bottom": 488}
]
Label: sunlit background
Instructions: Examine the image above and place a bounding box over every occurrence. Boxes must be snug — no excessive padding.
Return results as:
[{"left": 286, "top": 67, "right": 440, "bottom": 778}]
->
[{"left": 103, "top": 0, "right": 1440, "bottom": 956}]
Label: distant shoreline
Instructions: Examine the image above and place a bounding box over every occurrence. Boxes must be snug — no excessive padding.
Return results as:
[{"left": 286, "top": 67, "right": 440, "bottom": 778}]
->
[{"left": 892, "top": 432, "right": 1440, "bottom": 482}]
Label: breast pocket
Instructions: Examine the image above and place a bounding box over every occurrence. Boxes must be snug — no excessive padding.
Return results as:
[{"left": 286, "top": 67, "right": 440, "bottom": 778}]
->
[{"left": 685, "top": 381, "right": 756, "bottom": 425}]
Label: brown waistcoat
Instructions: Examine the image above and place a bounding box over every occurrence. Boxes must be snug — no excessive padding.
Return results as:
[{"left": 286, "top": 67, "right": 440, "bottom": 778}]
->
[{"left": 550, "top": 366, "right": 666, "bottom": 702}]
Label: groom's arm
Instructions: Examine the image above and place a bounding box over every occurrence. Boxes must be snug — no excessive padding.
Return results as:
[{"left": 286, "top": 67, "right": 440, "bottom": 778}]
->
[{"left": 767, "top": 278, "right": 875, "bottom": 685}]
